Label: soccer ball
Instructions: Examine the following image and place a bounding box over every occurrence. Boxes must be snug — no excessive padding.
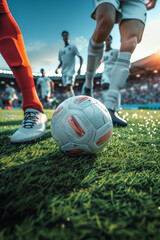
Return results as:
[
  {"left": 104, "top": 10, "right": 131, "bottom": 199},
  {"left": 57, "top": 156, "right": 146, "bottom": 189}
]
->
[{"left": 51, "top": 96, "right": 113, "bottom": 155}]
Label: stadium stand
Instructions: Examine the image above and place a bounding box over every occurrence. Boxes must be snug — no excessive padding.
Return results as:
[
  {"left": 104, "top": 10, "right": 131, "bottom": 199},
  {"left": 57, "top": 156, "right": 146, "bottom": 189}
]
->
[{"left": 0, "top": 51, "right": 160, "bottom": 109}]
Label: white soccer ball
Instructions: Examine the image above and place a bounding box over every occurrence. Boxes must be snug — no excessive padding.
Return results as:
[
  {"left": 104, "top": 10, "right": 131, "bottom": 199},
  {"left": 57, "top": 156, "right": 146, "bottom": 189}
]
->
[{"left": 51, "top": 96, "right": 113, "bottom": 155}]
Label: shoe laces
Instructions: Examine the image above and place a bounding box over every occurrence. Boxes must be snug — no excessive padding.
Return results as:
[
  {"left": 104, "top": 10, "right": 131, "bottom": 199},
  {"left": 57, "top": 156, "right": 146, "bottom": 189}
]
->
[{"left": 22, "top": 111, "right": 39, "bottom": 129}]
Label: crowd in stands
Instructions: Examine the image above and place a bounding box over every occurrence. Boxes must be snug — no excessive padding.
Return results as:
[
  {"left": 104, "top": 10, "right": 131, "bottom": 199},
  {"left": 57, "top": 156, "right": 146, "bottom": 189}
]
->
[
  {"left": 120, "top": 73, "right": 160, "bottom": 105},
  {"left": 0, "top": 71, "right": 160, "bottom": 109},
  {"left": 0, "top": 87, "right": 22, "bottom": 109}
]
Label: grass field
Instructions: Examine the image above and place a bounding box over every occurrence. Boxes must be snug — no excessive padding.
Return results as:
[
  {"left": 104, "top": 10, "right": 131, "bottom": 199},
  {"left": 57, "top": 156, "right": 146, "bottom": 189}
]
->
[{"left": 0, "top": 109, "right": 160, "bottom": 240}]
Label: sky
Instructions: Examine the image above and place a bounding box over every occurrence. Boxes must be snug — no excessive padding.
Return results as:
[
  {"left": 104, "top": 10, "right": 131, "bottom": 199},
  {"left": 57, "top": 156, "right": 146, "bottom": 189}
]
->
[{"left": 0, "top": 0, "right": 160, "bottom": 76}]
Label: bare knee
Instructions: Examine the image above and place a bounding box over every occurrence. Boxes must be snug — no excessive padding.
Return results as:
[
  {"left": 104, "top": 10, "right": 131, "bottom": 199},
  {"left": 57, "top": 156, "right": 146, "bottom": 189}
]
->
[
  {"left": 93, "top": 15, "right": 115, "bottom": 42},
  {"left": 121, "top": 36, "right": 138, "bottom": 53},
  {"left": 98, "top": 16, "right": 114, "bottom": 36}
]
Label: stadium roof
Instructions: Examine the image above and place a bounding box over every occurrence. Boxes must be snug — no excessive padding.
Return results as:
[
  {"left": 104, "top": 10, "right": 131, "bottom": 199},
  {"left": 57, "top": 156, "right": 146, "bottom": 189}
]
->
[
  {"left": 130, "top": 50, "right": 160, "bottom": 75},
  {"left": 1, "top": 50, "right": 160, "bottom": 79},
  {"left": 0, "top": 70, "right": 101, "bottom": 82}
]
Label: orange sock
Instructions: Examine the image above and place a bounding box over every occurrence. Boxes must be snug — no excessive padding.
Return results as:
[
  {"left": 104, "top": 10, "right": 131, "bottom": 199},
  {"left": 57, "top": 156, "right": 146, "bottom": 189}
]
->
[
  {"left": 0, "top": 0, "right": 43, "bottom": 112},
  {"left": 8, "top": 100, "right": 12, "bottom": 107}
]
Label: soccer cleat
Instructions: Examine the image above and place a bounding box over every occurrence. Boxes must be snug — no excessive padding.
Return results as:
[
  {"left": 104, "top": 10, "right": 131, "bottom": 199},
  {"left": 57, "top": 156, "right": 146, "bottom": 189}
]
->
[
  {"left": 81, "top": 83, "right": 93, "bottom": 97},
  {"left": 107, "top": 109, "right": 127, "bottom": 127},
  {"left": 104, "top": 89, "right": 122, "bottom": 112},
  {"left": 10, "top": 108, "right": 47, "bottom": 143}
]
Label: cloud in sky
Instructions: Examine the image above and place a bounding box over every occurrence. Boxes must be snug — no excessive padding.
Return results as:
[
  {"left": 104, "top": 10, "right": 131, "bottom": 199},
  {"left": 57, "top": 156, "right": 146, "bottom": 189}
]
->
[
  {"left": 26, "top": 41, "right": 63, "bottom": 74},
  {"left": 72, "top": 36, "right": 89, "bottom": 75},
  {"left": 72, "top": 36, "right": 88, "bottom": 52},
  {"left": 0, "top": 40, "right": 62, "bottom": 74}
]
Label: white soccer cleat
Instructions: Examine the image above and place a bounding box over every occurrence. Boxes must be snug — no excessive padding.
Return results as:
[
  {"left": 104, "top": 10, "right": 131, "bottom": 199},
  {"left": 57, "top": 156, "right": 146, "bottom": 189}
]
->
[
  {"left": 104, "top": 89, "right": 122, "bottom": 112},
  {"left": 10, "top": 108, "right": 47, "bottom": 143}
]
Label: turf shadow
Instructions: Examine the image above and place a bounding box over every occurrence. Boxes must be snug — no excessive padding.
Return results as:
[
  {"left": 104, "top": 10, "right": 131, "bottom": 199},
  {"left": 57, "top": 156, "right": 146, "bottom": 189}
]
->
[
  {"left": 0, "top": 120, "right": 22, "bottom": 127},
  {"left": 0, "top": 152, "right": 96, "bottom": 230}
]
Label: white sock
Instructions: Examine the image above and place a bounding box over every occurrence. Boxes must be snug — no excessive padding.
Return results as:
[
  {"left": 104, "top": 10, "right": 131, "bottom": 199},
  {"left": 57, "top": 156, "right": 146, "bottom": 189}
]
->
[
  {"left": 102, "top": 89, "right": 109, "bottom": 103},
  {"left": 85, "top": 38, "right": 104, "bottom": 89},
  {"left": 105, "top": 52, "right": 131, "bottom": 109}
]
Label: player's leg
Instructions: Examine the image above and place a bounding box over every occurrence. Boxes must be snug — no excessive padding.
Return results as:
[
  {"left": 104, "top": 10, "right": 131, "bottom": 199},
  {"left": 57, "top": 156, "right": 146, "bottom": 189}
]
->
[
  {"left": 110, "top": 20, "right": 145, "bottom": 90},
  {"left": 8, "top": 99, "right": 13, "bottom": 109},
  {"left": 83, "top": 2, "right": 117, "bottom": 95},
  {"left": 0, "top": 0, "right": 47, "bottom": 142},
  {"left": 66, "top": 76, "right": 75, "bottom": 98},
  {"left": 46, "top": 96, "right": 50, "bottom": 102},
  {"left": 42, "top": 90, "right": 50, "bottom": 103},
  {"left": 101, "top": 69, "right": 110, "bottom": 103},
  {"left": 81, "top": 81, "right": 94, "bottom": 97},
  {"left": 102, "top": 83, "right": 110, "bottom": 102},
  {"left": 66, "top": 84, "right": 75, "bottom": 98},
  {"left": 62, "top": 76, "right": 68, "bottom": 99},
  {"left": 43, "top": 91, "right": 51, "bottom": 108},
  {"left": 0, "top": 13, "right": 43, "bottom": 111},
  {"left": 3, "top": 98, "right": 8, "bottom": 109},
  {"left": 104, "top": 1, "right": 146, "bottom": 126},
  {"left": 2, "top": 99, "right": 5, "bottom": 109},
  {"left": 105, "top": 20, "right": 145, "bottom": 126}
]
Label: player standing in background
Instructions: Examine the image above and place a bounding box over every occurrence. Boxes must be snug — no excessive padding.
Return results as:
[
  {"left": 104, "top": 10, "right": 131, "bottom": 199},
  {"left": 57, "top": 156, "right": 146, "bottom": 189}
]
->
[
  {"left": 36, "top": 68, "right": 54, "bottom": 106},
  {"left": 100, "top": 35, "right": 119, "bottom": 107},
  {"left": 1, "top": 83, "right": 17, "bottom": 109},
  {"left": 55, "top": 31, "right": 83, "bottom": 98},
  {"left": 82, "top": 0, "right": 157, "bottom": 127},
  {"left": 0, "top": 0, "right": 47, "bottom": 143}
]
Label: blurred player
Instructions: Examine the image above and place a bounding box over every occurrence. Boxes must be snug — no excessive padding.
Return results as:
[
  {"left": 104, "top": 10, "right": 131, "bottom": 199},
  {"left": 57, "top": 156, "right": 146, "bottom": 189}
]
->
[
  {"left": 55, "top": 31, "right": 83, "bottom": 98},
  {"left": 36, "top": 68, "right": 54, "bottom": 107},
  {"left": 100, "top": 35, "right": 119, "bottom": 106},
  {"left": 82, "top": 0, "right": 157, "bottom": 127},
  {"left": 0, "top": 0, "right": 47, "bottom": 142},
  {"left": 1, "top": 83, "right": 17, "bottom": 109}
]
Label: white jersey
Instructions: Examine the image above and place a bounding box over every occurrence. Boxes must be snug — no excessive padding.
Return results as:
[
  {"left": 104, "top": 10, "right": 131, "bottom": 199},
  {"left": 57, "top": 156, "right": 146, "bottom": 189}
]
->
[
  {"left": 5, "top": 87, "right": 14, "bottom": 99},
  {"left": 37, "top": 76, "right": 52, "bottom": 91},
  {"left": 59, "top": 44, "right": 80, "bottom": 76},
  {"left": 37, "top": 76, "right": 52, "bottom": 98}
]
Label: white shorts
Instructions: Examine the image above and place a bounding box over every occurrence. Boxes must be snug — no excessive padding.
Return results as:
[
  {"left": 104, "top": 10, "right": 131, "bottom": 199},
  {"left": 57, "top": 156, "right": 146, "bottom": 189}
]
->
[
  {"left": 41, "top": 89, "right": 51, "bottom": 99},
  {"left": 91, "top": 0, "right": 147, "bottom": 24},
  {"left": 62, "top": 75, "right": 75, "bottom": 87}
]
